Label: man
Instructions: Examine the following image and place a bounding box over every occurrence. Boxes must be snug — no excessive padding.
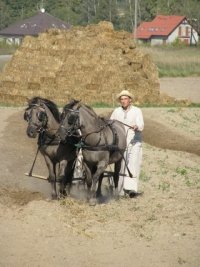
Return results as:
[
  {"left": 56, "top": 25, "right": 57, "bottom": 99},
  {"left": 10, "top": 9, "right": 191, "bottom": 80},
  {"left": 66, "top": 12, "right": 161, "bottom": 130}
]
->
[{"left": 110, "top": 90, "right": 144, "bottom": 198}]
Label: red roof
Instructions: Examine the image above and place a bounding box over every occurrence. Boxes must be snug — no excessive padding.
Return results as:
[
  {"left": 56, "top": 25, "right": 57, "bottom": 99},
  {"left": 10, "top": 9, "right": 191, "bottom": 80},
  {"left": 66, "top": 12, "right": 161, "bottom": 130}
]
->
[{"left": 136, "top": 15, "right": 186, "bottom": 39}]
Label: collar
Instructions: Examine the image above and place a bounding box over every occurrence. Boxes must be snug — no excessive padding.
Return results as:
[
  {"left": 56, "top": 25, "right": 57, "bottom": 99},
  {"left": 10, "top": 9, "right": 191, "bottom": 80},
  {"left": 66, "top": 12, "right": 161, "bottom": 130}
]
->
[{"left": 121, "top": 105, "right": 132, "bottom": 112}]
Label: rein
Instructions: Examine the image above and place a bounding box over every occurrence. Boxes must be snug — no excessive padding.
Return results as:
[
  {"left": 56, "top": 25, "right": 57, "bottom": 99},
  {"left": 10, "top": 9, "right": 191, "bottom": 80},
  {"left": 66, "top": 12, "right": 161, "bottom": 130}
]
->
[
  {"left": 38, "top": 130, "right": 60, "bottom": 146},
  {"left": 114, "top": 120, "right": 134, "bottom": 129}
]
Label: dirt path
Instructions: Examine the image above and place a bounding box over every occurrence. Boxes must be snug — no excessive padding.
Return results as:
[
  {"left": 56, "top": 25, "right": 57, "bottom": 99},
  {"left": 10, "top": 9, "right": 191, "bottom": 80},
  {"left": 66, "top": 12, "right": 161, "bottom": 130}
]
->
[{"left": 0, "top": 107, "right": 200, "bottom": 267}]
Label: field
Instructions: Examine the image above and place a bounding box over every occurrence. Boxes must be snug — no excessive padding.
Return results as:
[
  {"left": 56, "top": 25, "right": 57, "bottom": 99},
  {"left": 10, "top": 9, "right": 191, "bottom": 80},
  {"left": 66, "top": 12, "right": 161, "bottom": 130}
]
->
[
  {"left": 0, "top": 44, "right": 200, "bottom": 266},
  {"left": 0, "top": 96, "right": 200, "bottom": 266},
  {"left": 141, "top": 46, "right": 200, "bottom": 77}
]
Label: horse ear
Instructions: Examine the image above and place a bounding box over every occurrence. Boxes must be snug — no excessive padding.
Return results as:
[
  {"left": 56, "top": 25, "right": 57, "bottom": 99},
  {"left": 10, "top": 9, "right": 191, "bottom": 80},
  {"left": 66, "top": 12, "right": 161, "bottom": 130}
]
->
[
  {"left": 75, "top": 99, "right": 81, "bottom": 104},
  {"left": 69, "top": 99, "right": 80, "bottom": 105},
  {"left": 73, "top": 99, "right": 81, "bottom": 108}
]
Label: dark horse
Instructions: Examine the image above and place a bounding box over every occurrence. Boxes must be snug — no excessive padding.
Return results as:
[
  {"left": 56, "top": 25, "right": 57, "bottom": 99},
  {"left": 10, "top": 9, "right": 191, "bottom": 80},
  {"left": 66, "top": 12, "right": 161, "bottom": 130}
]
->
[
  {"left": 58, "top": 100, "right": 127, "bottom": 205},
  {"left": 24, "top": 97, "right": 78, "bottom": 199}
]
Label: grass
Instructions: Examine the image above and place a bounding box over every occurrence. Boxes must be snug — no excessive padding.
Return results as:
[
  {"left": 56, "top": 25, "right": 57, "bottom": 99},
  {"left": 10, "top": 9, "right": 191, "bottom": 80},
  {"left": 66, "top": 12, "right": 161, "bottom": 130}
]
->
[
  {"left": 93, "top": 103, "right": 200, "bottom": 108},
  {"left": 158, "top": 181, "right": 170, "bottom": 192},
  {"left": 0, "top": 42, "right": 18, "bottom": 71},
  {"left": 91, "top": 102, "right": 114, "bottom": 108},
  {"left": 140, "top": 45, "right": 200, "bottom": 77},
  {"left": 0, "top": 42, "right": 18, "bottom": 55},
  {"left": 140, "top": 103, "right": 200, "bottom": 108},
  {"left": 140, "top": 170, "right": 151, "bottom": 182},
  {"left": 175, "top": 167, "right": 187, "bottom": 176},
  {"left": 1, "top": 101, "right": 200, "bottom": 108},
  {"left": 0, "top": 57, "right": 12, "bottom": 71}
]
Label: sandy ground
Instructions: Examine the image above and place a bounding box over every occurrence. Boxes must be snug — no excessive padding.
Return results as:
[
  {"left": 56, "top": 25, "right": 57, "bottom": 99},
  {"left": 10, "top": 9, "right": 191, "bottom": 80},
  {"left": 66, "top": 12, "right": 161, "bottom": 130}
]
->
[
  {"left": 0, "top": 84, "right": 200, "bottom": 267},
  {"left": 160, "top": 77, "right": 200, "bottom": 103}
]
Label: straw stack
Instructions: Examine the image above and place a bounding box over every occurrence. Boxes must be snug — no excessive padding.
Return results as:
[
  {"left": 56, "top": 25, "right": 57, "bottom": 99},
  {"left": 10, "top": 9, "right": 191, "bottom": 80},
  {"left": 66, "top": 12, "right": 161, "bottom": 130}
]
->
[{"left": 0, "top": 21, "right": 162, "bottom": 105}]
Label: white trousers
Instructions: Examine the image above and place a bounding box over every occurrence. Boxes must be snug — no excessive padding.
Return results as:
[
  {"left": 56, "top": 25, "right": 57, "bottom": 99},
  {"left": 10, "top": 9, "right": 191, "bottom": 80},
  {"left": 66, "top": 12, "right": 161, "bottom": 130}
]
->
[{"left": 118, "top": 142, "right": 142, "bottom": 195}]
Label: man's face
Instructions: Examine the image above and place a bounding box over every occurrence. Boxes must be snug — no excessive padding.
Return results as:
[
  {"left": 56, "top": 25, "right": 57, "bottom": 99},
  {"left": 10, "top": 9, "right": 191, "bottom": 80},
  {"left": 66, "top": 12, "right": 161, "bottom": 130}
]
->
[{"left": 120, "top": 96, "right": 132, "bottom": 109}]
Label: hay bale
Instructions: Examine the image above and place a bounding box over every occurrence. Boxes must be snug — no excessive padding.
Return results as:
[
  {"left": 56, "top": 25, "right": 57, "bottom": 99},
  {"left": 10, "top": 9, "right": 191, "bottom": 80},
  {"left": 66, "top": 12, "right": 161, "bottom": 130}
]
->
[{"left": 0, "top": 21, "right": 167, "bottom": 105}]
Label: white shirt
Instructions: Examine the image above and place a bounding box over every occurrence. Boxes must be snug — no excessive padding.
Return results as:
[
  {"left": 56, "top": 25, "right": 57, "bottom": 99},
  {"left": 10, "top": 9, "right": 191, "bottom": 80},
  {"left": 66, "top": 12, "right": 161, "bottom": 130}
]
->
[{"left": 110, "top": 105, "right": 144, "bottom": 143}]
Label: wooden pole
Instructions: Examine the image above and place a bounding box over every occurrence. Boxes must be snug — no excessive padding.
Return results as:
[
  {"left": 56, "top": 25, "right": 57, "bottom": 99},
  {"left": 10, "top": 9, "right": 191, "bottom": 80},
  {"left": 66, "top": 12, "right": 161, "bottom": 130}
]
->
[
  {"left": 134, "top": 0, "right": 138, "bottom": 42},
  {"left": 24, "top": 172, "right": 48, "bottom": 180}
]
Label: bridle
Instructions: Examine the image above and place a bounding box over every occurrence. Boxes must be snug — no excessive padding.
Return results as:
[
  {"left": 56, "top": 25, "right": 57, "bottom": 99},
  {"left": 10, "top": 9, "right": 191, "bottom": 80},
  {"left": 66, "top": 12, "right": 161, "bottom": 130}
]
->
[
  {"left": 60, "top": 106, "right": 120, "bottom": 150},
  {"left": 60, "top": 108, "right": 80, "bottom": 137},
  {"left": 24, "top": 103, "right": 48, "bottom": 133}
]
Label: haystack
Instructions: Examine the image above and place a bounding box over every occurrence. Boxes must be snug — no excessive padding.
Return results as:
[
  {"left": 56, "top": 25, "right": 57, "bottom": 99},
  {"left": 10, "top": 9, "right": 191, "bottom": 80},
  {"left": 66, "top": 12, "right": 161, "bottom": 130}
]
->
[{"left": 0, "top": 21, "right": 161, "bottom": 105}]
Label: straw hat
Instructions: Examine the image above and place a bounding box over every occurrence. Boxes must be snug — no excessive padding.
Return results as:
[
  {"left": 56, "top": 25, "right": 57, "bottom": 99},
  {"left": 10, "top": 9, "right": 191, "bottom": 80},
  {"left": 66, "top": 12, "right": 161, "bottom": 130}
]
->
[{"left": 117, "top": 90, "right": 133, "bottom": 100}]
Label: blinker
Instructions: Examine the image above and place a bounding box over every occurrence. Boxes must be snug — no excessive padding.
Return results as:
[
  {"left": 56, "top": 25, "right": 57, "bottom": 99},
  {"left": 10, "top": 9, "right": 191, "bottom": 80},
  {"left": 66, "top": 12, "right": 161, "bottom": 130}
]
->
[
  {"left": 37, "top": 111, "right": 46, "bottom": 122},
  {"left": 68, "top": 114, "right": 77, "bottom": 125}
]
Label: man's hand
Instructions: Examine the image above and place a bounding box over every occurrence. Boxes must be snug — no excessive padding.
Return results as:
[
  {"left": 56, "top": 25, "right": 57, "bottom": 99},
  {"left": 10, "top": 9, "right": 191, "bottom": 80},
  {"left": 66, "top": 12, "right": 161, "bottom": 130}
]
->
[{"left": 132, "top": 125, "right": 138, "bottom": 131}]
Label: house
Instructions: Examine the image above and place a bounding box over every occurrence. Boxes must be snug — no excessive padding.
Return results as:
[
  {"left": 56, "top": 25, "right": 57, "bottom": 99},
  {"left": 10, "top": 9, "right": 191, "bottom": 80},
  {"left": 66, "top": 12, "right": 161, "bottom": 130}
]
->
[
  {"left": 0, "top": 9, "right": 71, "bottom": 45},
  {"left": 135, "top": 15, "right": 199, "bottom": 46}
]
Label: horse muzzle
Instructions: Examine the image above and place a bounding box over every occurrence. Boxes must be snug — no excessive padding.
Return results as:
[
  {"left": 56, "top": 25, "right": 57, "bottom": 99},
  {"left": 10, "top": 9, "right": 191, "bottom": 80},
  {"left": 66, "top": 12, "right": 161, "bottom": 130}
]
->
[
  {"left": 27, "top": 125, "right": 38, "bottom": 138},
  {"left": 57, "top": 126, "right": 67, "bottom": 142}
]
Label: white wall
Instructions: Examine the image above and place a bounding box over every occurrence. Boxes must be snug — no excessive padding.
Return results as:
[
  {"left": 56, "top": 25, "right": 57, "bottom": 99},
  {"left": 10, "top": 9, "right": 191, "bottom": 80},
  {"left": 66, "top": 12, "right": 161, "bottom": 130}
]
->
[
  {"left": 0, "top": 36, "right": 22, "bottom": 45},
  {"left": 151, "top": 37, "right": 163, "bottom": 45},
  {"left": 167, "top": 20, "right": 199, "bottom": 45}
]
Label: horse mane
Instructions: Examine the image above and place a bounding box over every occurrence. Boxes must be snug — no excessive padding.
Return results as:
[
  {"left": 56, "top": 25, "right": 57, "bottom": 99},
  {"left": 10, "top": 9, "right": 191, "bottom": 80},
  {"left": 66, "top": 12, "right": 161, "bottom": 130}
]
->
[
  {"left": 63, "top": 99, "right": 80, "bottom": 111},
  {"left": 82, "top": 104, "right": 98, "bottom": 119},
  {"left": 63, "top": 99, "right": 98, "bottom": 119},
  {"left": 27, "top": 96, "right": 60, "bottom": 122}
]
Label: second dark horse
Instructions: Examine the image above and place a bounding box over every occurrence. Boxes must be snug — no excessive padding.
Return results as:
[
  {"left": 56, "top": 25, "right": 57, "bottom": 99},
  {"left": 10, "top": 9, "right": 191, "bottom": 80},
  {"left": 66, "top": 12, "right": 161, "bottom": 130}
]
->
[{"left": 58, "top": 100, "right": 127, "bottom": 205}]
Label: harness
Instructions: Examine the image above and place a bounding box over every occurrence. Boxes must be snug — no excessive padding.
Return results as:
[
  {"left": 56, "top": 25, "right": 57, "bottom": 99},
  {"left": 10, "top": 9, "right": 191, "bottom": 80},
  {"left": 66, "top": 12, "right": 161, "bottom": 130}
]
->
[
  {"left": 77, "top": 119, "right": 120, "bottom": 152},
  {"left": 37, "top": 130, "right": 60, "bottom": 147},
  {"left": 61, "top": 105, "right": 133, "bottom": 178}
]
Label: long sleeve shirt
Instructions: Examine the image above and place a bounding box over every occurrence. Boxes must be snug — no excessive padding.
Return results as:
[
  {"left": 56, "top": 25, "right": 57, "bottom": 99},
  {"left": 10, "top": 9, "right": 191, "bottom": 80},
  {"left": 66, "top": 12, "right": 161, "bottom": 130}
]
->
[{"left": 110, "top": 105, "right": 144, "bottom": 144}]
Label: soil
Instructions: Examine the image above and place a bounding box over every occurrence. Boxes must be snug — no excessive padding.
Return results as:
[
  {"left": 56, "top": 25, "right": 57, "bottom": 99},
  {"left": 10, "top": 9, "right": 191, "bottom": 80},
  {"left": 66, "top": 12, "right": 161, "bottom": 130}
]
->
[{"left": 0, "top": 80, "right": 200, "bottom": 267}]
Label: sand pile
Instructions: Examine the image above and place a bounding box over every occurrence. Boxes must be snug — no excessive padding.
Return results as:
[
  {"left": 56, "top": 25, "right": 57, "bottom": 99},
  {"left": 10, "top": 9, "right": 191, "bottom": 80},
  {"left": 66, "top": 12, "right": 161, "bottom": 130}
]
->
[{"left": 0, "top": 21, "right": 165, "bottom": 106}]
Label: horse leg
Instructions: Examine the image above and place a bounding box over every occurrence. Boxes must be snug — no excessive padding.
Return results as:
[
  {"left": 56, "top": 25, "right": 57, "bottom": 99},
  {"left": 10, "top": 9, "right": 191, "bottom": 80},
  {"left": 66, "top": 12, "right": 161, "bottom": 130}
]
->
[
  {"left": 82, "top": 162, "right": 93, "bottom": 201},
  {"left": 89, "top": 162, "right": 107, "bottom": 206},
  {"left": 96, "top": 173, "right": 104, "bottom": 198},
  {"left": 44, "top": 155, "right": 57, "bottom": 199},
  {"left": 64, "top": 159, "right": 75, "bottom": 197},
  {"left": 57, "top": 160, "right": 68, "bottom": 198},
  {"left": 113, "top": 160, "right": 122, "bottom": 200}
]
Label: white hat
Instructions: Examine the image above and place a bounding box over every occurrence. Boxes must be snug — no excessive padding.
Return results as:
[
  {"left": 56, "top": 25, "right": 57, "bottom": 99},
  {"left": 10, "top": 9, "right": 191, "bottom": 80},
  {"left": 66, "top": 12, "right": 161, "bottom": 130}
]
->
[{"left": 117, "top": 90, "right": 133, "bottom": 100}]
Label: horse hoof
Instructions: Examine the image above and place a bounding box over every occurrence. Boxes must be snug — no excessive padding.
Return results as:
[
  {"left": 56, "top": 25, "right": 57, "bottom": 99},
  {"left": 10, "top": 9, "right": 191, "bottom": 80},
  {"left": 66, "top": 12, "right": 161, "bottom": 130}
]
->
[
  {"left": 51, "top": 194, "right": 58, "bottom": 200},
  {"left": 57, "top": 193, "right": 66, "bottom": 200},
  {"left": 89, "top": 198, "right": 97, "bottom": 206},
  {"left": 114, "top": 193, "right": 120, "bottom": 201},
  {"left": 96, "top": 192, "right": 102, "bottom": 199}
]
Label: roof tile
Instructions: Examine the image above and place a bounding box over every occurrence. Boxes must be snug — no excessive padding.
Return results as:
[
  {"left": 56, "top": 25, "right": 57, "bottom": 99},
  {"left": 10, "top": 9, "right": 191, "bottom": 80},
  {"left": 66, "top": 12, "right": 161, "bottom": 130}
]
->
[{"left": 136, "top": 15, "right": 186, "bottom": 39}]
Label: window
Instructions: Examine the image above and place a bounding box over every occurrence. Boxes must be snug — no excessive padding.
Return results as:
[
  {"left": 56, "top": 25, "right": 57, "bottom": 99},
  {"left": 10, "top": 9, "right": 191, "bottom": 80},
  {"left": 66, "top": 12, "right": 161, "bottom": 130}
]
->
[
  {"left": 178, "top": 26, "right": 182, "bottom": 36},
  {"left": 186, "top": 26, "right": 190, "bottom": 37}
]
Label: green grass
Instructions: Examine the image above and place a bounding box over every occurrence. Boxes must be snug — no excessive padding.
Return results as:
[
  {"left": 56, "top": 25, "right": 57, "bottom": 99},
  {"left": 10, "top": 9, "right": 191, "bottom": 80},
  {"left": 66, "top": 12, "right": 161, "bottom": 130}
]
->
[
  {"left": 175, "top": 167, "right": 187, "bottom": 176},
  {"left": 158, "top": 181, "right": 170, "bottom": 192},
  {"left": 91, "top": 102, "right": 115, "bottom": 108},
  {"left": 140, "top": 170, "right": 151, "bottom": 182},
  {"left": 140, "top": 103, "right": 200, "bottom": 108},
  {"left": 0, "top": 41, "right": 18, "bottom": 55},
  {"left": 140, "top": 46, "right": 200, "bottom": 77},
  {"left": 0, "top": 42, "right": 18, "bottom": 70}
]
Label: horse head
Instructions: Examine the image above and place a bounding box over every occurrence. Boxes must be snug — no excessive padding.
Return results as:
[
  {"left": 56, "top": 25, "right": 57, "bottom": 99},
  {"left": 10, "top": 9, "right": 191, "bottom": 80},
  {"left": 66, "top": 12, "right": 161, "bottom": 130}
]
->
[
  {"left": 58, "top": 99, "right": 81, "bottom": 142},
  {"left": 24, "top": 97, "right": 60, "bottom": 138}
]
